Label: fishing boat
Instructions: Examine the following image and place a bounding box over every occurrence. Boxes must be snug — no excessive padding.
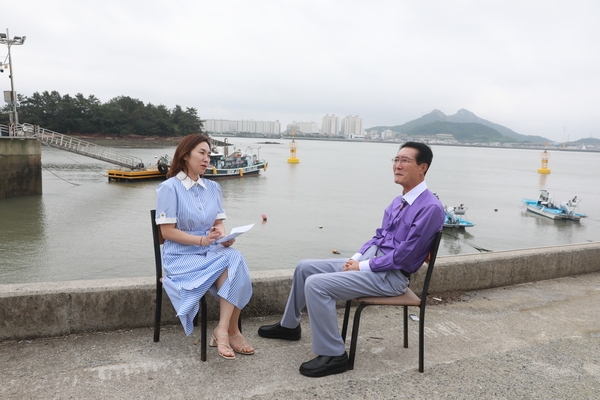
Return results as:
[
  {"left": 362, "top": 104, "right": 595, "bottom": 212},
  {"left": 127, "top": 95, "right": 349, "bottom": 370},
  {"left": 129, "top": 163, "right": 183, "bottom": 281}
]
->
[
  {"left": 443, "top": 204, "right": 476, "bottom": 229},
  {"left": 522, "top": 190, "right": 586, "bottom": 221},
  {"left": 108, "top": 139, "right": 268, "bottom": 182},
  {"left": 203, "top": 145, "right": 268, "bottom": 179}
]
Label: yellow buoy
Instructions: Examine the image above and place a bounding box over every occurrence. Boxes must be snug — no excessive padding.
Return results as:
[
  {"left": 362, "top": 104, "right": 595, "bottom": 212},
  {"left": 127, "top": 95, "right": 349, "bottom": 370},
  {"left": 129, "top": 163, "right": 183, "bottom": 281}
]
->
[
  {"left": 287, "top": 132, "right": 300, "bottom": 164},
  {"left": 538, "top": 148, "right": 551, "bottom": 174}
]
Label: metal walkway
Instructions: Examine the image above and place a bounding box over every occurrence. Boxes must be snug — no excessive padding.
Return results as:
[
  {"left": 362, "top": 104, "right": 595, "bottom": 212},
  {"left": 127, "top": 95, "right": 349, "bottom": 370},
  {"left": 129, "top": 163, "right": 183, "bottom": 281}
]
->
[
  {"left": 1, "top": 123, "right": 233, "bottom": 170},
  {"left": 9, "top": 123, "right": 145, "bottom": 169}
]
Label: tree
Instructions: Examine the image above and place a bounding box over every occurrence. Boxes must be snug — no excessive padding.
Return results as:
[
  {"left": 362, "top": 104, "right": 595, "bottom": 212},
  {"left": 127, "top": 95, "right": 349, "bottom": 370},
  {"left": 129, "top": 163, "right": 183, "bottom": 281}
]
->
[{"left": 9, "top": 91, "right": 204, "bottom": 137}]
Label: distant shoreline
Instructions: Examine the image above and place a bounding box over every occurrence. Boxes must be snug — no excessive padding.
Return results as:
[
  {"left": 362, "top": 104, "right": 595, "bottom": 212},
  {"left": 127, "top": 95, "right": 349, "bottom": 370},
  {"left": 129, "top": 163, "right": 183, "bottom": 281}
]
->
[
  {"left": 73, "top": 134, "right": 600, "bottom": 153},
  {"left": 72, "top": 135, "right": 181, "bottom": 148}
]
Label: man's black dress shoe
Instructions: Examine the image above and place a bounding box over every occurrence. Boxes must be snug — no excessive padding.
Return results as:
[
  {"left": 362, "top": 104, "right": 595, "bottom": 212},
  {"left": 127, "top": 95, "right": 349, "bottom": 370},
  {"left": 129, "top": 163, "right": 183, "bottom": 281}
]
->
[
  {"left": 257, "top": 322, "right": 301, "bottom": 341},
  {"left": 299, "top": 352, "right": 349, "bottom": 377}
]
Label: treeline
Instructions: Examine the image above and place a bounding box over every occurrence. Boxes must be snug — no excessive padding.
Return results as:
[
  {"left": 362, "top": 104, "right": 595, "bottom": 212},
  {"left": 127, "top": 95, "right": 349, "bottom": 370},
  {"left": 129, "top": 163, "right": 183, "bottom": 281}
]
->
[{"left": 1, "top": 91, "right": 204, "bottom": 136}]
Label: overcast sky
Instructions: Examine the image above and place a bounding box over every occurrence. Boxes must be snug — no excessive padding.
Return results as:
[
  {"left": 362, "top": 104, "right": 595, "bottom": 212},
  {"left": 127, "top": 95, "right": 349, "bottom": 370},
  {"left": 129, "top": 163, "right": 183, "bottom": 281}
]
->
[{"left": 3, "top": 1, "right": 599, "bottom": 141}]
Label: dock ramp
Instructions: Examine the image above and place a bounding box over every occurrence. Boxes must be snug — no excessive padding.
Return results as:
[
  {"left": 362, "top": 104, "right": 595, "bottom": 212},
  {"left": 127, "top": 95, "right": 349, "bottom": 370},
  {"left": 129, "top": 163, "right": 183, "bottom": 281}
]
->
[{"left": 21, "top": 123, "right": 145, "bottom": 169}]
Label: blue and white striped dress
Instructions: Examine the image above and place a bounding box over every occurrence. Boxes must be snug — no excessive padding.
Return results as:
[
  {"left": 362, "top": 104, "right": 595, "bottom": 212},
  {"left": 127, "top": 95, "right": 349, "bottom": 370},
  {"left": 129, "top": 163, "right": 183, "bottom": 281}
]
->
[{"left": 155, "top": 171, "right": 252, "bottom": 336}]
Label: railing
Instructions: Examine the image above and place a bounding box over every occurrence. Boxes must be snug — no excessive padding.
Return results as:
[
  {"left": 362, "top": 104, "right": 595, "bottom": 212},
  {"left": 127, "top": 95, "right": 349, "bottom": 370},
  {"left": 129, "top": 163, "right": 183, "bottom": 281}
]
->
[
  {"left": 0, "top": 123, "right": 12, "bottom": 136},
  {"left": 17, "top": 123, "right": 145, "bottom": 170}
]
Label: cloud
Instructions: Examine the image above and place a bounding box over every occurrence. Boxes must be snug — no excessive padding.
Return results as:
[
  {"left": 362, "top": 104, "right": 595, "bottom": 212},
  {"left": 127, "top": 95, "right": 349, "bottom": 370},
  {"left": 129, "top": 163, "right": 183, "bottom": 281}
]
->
[{"left": 3, "top": 0, "right": 600, "bottom": 141}]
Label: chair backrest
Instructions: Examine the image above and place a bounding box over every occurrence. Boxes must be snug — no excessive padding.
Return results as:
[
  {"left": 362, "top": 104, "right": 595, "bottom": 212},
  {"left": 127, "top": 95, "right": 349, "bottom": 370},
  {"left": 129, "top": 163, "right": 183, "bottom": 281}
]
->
[
  {"left": 420, "top": 230, "right": 443, "bottom": 301},
  {"left": 150, "top": 209, "right": 164, "bottom": 280}
]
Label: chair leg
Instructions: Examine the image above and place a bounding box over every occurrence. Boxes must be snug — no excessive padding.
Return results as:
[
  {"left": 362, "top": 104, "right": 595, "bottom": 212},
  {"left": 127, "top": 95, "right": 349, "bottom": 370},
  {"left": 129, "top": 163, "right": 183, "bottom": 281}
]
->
[
  {"left": 403, "top": 305, "right": 408, "bottom": 348},
  {"left": 341, "top": 300, "right": 352, "bottom": 343},
  {"left": 348, "top": 304, "right": 367, "bottom": 370},
  {"left": 418, "top": 305, "right": 425, "bottom": 372},
  {"left": 153, "top": 281, "right": 163, "bottom": 343},
  {"left": 200, "top": 296, "right": 207, "bottom": 362}
]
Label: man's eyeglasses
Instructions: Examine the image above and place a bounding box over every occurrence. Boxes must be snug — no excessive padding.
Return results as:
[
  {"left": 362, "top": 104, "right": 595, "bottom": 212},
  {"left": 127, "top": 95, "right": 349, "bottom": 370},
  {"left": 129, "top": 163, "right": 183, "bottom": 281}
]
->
[{"left": 391, "top": 157, "right": 415, "bottom": 165}]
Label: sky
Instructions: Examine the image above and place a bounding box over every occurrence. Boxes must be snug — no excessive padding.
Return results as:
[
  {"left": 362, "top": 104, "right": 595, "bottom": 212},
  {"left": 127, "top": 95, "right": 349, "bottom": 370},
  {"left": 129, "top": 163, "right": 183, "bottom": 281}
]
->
[{"left": 2, "top": 1, "right": 600, "bottom": 142}]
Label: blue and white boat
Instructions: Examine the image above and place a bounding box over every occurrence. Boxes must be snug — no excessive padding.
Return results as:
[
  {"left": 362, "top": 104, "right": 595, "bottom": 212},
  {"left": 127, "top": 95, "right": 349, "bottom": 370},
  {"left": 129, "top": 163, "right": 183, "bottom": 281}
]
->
[
  {"left": 522, "top": 190, "right": 587, "bottom": 221},
  {"left": 155, "top": 140, "right": 268, "bottom": 180},
  {"left": 443, "top": 205, "right": 476, "bottom": 229}
]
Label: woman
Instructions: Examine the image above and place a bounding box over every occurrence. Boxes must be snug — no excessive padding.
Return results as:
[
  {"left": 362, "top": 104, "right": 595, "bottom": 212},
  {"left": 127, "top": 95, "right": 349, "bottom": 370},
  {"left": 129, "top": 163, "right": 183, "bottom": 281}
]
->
[{"left": 155, "top": 134, "right": 254, "bottom": 359}]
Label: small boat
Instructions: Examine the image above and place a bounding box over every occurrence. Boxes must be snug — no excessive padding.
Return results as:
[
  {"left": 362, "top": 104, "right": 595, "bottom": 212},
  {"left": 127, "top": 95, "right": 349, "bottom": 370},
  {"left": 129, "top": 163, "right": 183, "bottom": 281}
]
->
[
  {"left": 443, "top": 204, "right": 476, "bottom": 229},
  {"left": 203, "top": 144, "right": 268, "bottom": 180},
  {"left": 157, "top": 144, "right": 268, "bottom": 180},
  {"left": 108, "top": 154, "right": 175, "bottom": 182},
  {"left": 522, "top": 190, "right": 587, "bottom": 221},
  {"left": 108, "top": 140, "right": 268, "bottom": 182}
]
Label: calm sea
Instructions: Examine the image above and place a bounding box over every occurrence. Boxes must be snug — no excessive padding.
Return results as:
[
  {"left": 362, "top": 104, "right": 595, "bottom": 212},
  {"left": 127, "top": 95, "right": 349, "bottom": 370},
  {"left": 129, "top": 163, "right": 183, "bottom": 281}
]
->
[{"left": 1, "top": 138, "right": 599, "bottom": 284}]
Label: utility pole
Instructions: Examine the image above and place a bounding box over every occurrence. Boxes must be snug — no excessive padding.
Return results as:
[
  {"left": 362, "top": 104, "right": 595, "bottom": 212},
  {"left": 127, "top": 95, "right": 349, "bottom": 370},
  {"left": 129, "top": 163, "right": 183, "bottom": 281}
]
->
[{"left": 1, "top": 28, "right": 26, "bottom": 135}]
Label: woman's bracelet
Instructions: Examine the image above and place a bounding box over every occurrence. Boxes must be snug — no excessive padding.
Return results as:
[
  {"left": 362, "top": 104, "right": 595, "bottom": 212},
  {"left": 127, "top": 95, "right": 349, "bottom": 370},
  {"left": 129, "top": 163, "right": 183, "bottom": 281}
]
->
[{"left": 200, "top": 236, "right": 205, "bottom": 246}]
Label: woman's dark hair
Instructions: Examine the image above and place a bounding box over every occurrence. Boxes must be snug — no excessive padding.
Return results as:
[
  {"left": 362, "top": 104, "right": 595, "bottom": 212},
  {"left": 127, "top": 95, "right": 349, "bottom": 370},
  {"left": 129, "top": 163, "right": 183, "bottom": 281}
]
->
[
  {"left": 400, "top": 141, "right": 433, "bottom": 175},
  {"left": 166, "top": 134, "right": 212, "bottom": 179}
]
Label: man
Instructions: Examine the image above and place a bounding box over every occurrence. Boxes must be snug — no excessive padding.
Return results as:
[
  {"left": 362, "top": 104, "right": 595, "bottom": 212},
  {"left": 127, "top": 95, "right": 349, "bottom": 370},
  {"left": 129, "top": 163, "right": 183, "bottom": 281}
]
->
[{"left": 258, "top": 142, "right": 445, "bottom": 378}]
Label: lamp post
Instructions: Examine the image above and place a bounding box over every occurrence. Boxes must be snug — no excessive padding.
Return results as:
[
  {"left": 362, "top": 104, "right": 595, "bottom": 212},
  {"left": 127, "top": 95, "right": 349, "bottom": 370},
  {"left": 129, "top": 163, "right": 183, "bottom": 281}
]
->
[{"left": 1, "top": 28, "right": 26, "bottom": 134}]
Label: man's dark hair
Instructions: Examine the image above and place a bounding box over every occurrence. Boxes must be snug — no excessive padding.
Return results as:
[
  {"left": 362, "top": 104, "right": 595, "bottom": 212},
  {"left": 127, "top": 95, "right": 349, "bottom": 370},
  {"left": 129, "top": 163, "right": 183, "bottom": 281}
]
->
[{"left": 400, "top": 141, "right": 433, "bottom": 175}]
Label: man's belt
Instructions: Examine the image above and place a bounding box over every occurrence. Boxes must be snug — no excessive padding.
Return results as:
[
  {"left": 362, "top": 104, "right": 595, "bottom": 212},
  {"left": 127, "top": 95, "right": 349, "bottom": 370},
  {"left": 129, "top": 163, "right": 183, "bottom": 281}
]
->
[{"left": 400, "top": 269, "right": 411, "bottom": 278}]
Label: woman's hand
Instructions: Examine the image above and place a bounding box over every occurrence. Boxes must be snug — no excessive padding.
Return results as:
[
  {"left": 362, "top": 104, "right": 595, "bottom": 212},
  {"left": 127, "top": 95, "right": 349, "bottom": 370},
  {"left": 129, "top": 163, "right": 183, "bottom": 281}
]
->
[
  {"left": 207, "top": 226, "right": 221, "bottom": 242},
  {"left": 210, "top": 220, "right": 230, "bottom": 246},
  {"left": 212, "top": 225, "right": 235, "bottom": 247},
  {"left": 220, "top": 238, "right": 235, "bottom": 247}
]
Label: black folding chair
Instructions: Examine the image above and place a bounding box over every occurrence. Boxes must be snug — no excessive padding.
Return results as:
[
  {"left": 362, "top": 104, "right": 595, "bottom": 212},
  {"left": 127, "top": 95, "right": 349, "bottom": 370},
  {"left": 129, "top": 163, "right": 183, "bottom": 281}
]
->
[
  {"left": 151, "top": 209, "right": 208, "bottom": 361},
  {"left": 341, "top": 230, "right": 444, "bottom": 372}
]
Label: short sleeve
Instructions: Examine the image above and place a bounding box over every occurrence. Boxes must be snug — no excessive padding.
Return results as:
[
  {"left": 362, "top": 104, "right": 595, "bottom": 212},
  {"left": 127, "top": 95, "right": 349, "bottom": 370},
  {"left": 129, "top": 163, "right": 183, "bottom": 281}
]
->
[
  {"left": 215, "top": 183, "right": 226, "bottom": 220},
  {"left": 156, "top": 180, "right": 178, "bottom": 225}
]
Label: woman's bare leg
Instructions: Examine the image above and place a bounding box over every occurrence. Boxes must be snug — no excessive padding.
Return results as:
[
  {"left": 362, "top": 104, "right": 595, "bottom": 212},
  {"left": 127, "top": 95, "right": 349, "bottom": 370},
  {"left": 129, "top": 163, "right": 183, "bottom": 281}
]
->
[
  {"left": 228, "top": 307, "right": 254, "bottom": 354},
  {"left": 212, "top": 270, "right": 235, "bottom": 358}
]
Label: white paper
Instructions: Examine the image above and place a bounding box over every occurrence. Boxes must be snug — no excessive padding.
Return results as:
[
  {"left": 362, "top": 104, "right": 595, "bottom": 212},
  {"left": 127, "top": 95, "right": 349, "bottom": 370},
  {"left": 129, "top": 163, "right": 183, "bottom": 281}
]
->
[{"left": 215, "top": 223, "right": 255, "bottom": 243}]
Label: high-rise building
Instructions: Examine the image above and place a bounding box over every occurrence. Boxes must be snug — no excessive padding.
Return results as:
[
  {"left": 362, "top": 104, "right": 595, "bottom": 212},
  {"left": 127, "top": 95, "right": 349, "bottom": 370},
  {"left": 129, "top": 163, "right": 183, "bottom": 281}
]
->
[
  {"left": 287, "top": 121, "right": 318, "bottom": 134},
  {"left": 341, "top": 115, "right": 363, "bottom": 138},
  {"left": 321, "top": 114, "right": 340, "bottom": 136},
  {"left": 204, "top": 119, "right": 281, "bottom": 134}
]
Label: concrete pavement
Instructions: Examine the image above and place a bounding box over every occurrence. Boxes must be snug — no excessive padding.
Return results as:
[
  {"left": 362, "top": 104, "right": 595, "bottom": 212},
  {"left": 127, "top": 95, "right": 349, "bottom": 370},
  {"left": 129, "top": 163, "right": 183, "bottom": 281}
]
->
[{"left": 1, "top": 272, "right": 599, "bottom": 399}]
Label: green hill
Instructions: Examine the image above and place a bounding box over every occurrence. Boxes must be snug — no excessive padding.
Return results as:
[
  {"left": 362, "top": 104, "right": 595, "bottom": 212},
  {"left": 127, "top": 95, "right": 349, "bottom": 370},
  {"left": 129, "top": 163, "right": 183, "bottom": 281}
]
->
[
  {"left": 369, "top": 109, "right": 550, "bottom": 143},
  {"left": 405, "top": 121, "right": 510, "bottom": 142},
  {"left": 571, "top": 137, "right": 600, "bottom": 145}
]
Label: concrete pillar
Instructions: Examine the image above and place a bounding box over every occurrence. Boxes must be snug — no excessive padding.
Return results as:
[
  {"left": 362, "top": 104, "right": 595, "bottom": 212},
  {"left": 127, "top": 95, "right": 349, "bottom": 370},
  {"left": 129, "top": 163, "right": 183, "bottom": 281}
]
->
[{"left": 0, "top": 137, "right": 42, "bottom": 198}]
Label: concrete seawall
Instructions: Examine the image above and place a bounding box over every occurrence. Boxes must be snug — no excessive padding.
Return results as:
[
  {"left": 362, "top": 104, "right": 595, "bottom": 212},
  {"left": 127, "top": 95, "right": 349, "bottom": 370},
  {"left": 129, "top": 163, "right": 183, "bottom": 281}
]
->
[
  {"left": 1, "top": 241, "right": 599, "bottom": 341},
  {"left": 0, "top": 137, "right": 42, "bottom": 199}
]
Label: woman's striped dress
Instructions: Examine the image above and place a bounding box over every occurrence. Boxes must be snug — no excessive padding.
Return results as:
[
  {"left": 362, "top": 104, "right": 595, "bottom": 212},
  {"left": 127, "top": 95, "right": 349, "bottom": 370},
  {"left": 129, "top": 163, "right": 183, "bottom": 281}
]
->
[{"left": 155, "top": 172, "right": 252, "bottom": 335}]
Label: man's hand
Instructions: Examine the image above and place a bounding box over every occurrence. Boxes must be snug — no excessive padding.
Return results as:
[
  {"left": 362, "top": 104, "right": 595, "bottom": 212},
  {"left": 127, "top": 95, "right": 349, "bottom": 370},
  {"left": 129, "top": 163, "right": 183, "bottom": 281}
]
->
[{"left": 342, "top": 259, "right": 359, "bottom": 271}]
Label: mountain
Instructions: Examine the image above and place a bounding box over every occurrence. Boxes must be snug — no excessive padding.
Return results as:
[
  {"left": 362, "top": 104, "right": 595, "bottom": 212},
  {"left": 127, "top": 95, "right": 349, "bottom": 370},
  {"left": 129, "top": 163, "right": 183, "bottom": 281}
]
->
[
  {"left": 405, "top": 121, "right": 507, "bottom": 143},
  {"left": 369, "top": 109, "right": 550, "bottom": 143},
  {"left": 571, "top": 137, "right": 600, "bottom": 145}
]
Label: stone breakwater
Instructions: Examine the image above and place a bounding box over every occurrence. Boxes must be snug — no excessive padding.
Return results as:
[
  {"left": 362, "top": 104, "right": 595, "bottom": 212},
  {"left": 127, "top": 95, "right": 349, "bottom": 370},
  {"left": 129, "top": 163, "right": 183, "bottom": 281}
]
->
[{"left": 1, "top": 242, "right": 599, "bottom": 341}]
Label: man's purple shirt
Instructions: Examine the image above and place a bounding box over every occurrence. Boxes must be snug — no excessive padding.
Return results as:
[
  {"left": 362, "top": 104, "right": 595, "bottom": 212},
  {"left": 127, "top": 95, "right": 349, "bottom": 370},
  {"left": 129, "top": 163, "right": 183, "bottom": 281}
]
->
[{"left": 359, "top": 188, "right": 444, "bottom": 274}]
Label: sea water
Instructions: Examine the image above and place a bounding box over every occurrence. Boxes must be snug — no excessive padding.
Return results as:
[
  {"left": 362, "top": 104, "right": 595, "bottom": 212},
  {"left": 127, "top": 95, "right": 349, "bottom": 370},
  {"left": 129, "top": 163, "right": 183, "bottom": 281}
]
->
[{"left": 1, "top": 138, "right": 599, "bottom": 284}]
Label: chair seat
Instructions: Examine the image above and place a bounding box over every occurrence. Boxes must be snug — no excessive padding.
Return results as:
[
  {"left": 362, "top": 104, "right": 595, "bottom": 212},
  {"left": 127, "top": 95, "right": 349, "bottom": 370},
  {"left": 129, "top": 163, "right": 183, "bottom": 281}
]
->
[
  {"left": 342, "top": 230, "right": 443, "bottom": 373},
  {"left": 357, "top": 288, "right": 421, "bottom": 306}
]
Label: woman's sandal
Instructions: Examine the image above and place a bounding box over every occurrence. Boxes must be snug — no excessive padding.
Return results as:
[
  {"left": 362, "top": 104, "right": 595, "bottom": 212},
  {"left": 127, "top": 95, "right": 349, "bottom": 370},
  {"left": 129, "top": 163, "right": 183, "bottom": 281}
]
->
[
  {"left": 229, "top": 333, "right": 255, "bottom": 355},
  {"left": 210, "top": 333, "right": 235, "bottom": 360}
]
